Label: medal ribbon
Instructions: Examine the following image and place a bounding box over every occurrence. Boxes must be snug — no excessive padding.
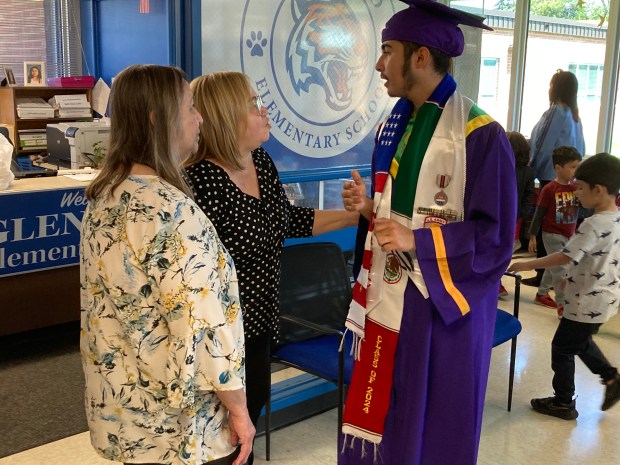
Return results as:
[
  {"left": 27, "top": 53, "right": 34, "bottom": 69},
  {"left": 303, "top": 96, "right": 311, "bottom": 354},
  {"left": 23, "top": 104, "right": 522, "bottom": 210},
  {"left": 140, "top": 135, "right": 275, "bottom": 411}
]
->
[{"left": 436, "top": 175, "right": 450, "bottom": 189}]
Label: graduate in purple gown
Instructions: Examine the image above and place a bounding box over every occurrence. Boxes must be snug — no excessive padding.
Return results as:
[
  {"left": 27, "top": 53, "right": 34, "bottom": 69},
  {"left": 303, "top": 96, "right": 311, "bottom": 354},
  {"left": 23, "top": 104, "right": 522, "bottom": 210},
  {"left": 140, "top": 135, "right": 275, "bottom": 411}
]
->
[{"left": 340, "top": 2, "right": 517, "bottom": 464}]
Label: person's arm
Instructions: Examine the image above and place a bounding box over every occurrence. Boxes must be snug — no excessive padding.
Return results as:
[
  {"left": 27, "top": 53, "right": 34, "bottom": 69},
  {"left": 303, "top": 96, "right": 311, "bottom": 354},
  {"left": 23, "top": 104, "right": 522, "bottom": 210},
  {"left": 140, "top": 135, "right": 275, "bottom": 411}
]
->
[
  {"left": 312, "top": 209, "right": 359, "bottom": 235},
  {"left": 508, "top": 251, "right": 571, "bottom": 273},
  {"left": 266, "top": 152, "right": 358, "bottom": 237},
  {"left": 527, "top": 206, "right": 547, "bottom": 253},
  {"left": 216, "top": 389, "right": 255, "bottom": 465},
  {"left": 414, "top": 121, "right": 517, "bottom": 326},
  {"left": 522, "top": 169, "right": 536, "bottom": 220}
]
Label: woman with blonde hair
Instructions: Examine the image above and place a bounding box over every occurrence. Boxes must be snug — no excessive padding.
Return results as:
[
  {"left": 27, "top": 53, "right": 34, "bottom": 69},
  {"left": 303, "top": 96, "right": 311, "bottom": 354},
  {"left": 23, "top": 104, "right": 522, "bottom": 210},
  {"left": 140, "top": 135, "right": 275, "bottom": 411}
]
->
[
  {"left": 185, "top": 71, "right": 358, "bottom": 464},
  {"left": 81, "top": 64, "right": 254, "bottom": 465}
]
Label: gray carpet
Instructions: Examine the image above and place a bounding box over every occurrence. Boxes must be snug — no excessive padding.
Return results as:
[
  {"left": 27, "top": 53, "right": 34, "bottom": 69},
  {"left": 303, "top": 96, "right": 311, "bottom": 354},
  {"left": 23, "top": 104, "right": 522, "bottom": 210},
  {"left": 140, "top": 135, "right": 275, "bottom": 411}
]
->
[{"left": 0, "top": 322, "right": 87, "bottom": 458}]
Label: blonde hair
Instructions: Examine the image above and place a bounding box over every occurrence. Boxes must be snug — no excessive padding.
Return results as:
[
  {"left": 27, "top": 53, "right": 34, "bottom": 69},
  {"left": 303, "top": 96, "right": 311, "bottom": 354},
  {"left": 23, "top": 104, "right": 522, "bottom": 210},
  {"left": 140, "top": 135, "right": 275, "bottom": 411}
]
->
[
  {"left": 185, "top": 71, "right": 253, "bottom": 170},
  {"left": 86, "top": 64, "right": 193, "bottom": 200}
]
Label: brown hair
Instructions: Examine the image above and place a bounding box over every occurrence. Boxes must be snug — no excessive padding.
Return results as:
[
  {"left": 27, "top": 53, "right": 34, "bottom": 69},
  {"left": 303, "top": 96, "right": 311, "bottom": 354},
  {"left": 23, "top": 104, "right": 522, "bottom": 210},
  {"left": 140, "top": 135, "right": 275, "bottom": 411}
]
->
[
  {"left": 549, "top": 70, "right": 580, "bottom": 123},
  {"left": 184, "top": 72, "right": 253, "bottom": 170},
  {"left": 552, "top": 145, "right": 582, "bottom": 167},
  {"left": 85, "top": 64, "right": 192, "bottom": 201},
  {"left": 506, "top": 131, "right": 530, "bottom": 167},
  {"left": 575, "top": 152, "right": 620, "bottom": 195},
  {"left": 402, "top": 41, "right": 451, "bottom": 83}
]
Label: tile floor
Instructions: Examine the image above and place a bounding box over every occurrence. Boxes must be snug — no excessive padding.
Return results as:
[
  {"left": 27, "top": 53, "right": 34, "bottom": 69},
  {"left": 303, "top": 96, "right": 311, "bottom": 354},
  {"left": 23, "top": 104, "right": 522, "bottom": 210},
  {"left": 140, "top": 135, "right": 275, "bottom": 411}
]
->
[{"left": 2, "top": 266, "right": 620, "bottom": 465}]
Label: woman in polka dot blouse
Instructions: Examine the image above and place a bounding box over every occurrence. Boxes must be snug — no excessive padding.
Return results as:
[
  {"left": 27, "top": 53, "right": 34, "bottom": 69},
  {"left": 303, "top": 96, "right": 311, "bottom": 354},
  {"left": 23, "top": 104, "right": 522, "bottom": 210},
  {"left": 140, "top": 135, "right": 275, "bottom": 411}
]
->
[{"left": 184, "top": 71, "right": 359, "bottom": 463}]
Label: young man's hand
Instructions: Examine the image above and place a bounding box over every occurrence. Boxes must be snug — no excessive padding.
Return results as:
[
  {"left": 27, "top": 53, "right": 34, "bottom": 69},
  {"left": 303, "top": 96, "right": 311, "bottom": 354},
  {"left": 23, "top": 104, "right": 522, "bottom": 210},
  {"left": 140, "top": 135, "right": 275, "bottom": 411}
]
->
[{"left": 373, "top": 218, "right": 415, "bottom": 253}]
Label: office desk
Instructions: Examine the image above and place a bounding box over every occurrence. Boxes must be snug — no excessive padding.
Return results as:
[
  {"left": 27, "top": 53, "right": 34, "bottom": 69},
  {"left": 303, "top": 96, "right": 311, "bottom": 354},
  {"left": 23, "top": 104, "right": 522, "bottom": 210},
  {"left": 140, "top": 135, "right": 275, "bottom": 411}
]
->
[{"left": 0, "top": 176, "right": 88, "bottom": 335}]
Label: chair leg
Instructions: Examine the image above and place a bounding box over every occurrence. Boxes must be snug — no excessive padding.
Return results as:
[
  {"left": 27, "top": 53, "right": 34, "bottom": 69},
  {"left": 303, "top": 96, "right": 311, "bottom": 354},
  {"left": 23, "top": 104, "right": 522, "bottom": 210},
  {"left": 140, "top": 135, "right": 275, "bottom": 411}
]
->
[
  {"left": 337, "top": 350, "right": 345, "bottom": 444},
  {"left": 265, "top": 375, "right": 272, "bottom": 461},
  {"left": 338, "top": 377, "right": 344, "bottom": 432},
  {"left": 507, "top": 336, "right": 518, "bottom": 411}
]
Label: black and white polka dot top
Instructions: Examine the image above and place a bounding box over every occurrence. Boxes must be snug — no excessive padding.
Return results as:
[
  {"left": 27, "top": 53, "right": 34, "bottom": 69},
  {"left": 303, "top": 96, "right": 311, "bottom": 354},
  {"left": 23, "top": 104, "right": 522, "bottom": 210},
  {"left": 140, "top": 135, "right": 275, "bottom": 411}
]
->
[{"left": 185, "top": 147, "right": 315, "bottom": 341}]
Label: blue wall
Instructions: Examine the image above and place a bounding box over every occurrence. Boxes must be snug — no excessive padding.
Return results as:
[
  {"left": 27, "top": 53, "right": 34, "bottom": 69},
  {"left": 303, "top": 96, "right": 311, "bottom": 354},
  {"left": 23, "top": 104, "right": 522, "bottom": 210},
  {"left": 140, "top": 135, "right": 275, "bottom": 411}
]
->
[{"left": 81, "top": 0, "right": 173, "bottom": 86}]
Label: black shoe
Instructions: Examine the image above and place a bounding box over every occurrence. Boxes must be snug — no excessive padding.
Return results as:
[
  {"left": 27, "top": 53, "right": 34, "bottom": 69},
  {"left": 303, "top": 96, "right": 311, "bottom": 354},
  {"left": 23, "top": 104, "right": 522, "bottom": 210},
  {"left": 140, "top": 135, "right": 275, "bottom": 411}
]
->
[
  {"left": 531, "top": 396, "right": 578, "bottom": 420},
  {"left": 522, "top": 277, "right": 542, "bottom": 287},
  {"left": 602, "top": 374, "right": 620, "bottom": 411}
]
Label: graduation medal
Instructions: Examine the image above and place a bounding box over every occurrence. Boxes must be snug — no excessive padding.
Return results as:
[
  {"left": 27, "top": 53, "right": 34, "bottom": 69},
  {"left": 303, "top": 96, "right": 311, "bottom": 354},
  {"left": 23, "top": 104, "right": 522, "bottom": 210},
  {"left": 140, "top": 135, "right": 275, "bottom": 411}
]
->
[{"left": 434, "top": 174, "right": 450, "bottom": 206}]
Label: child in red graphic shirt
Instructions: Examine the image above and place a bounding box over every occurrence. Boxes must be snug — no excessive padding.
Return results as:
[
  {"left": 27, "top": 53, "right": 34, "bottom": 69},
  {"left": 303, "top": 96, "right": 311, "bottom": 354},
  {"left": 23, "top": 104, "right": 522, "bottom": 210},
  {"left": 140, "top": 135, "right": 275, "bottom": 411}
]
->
[{"left": 527, "top": 146, "right": 582, "bottom": 316}]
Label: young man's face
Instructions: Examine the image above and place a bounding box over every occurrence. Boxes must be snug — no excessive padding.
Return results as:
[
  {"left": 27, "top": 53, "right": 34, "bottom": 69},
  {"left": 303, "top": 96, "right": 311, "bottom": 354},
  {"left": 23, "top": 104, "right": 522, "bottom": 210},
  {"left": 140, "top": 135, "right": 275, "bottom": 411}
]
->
[
  {"left": 555, "top": 159, "right": 580, "bottom": 183},
  {"left": 375, "top": 40, "right": 408, "bottom": 98}
]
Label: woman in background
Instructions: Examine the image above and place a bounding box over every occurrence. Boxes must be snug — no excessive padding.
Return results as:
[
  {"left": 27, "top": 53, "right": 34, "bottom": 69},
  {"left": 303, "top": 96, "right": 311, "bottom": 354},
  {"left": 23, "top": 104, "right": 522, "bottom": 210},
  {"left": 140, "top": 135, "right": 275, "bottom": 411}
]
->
[
  {"left": 81, "top": 64, "right": 254, "bottom": 465},
  {"left": 525, "top": 69, "right": 585, "bottom": 287},
  {"left": 185, "top": 71, "right": 358, "bottom": 464}
]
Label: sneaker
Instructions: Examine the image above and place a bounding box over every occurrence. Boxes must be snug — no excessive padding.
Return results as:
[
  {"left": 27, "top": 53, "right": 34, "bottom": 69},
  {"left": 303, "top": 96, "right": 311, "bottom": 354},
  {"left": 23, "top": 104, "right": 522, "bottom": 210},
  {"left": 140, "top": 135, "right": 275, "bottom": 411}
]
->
[
  {"left": 499, "top": 283, "right": 508, "bottom": 297},
  {"left": 601, "top": 374, "right": 620, "bottom": 411},
  {"left": 522, "top": 276, "right": 542, "bottom": 287},
  {"left": 535, "top": 293, "right": 558, "bottom": 309},
  {"left": 557, "top": 305, "right": 564, "bottom": 319},
  {"left": 531, "top": 396, "right": 579, "bottom": 420}
]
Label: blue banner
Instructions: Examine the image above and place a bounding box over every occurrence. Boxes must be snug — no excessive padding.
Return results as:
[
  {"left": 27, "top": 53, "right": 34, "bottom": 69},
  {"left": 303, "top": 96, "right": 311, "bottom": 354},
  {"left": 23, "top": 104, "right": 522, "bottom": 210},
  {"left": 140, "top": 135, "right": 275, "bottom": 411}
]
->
[{"left": 0, "top": 188, "right": 87, "bottom": 277}]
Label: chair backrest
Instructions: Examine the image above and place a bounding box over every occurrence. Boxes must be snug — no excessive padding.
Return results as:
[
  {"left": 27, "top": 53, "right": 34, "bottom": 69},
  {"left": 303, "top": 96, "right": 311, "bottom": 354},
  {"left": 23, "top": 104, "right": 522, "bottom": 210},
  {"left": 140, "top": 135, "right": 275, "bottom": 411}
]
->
[
  {"left": 0, "top": 126, "right": 13, "bottom": 148},
  {"left": 278, "top": 242, "right": 352, "bottom": 344},
  {"left": 284, "top": 226, "right": 357, "bottom": 253}
]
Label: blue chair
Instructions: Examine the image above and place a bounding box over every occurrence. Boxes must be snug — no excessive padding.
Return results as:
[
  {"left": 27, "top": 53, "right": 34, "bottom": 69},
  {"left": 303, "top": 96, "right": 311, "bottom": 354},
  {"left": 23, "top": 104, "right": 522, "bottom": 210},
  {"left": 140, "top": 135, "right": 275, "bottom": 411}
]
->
[
  {"left": 493, "top": 272, "right": 523, "bottom": 412},
  {"left": 265, "top": 242, "right": 353, "bottom": 460}
]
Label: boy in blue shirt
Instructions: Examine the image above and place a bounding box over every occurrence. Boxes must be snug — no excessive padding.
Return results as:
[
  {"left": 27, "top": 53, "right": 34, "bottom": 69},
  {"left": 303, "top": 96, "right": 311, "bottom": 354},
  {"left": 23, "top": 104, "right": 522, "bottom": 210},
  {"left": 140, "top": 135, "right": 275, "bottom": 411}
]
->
[{"left": 509, "top": 153, "right": 620, "bottom": 419}]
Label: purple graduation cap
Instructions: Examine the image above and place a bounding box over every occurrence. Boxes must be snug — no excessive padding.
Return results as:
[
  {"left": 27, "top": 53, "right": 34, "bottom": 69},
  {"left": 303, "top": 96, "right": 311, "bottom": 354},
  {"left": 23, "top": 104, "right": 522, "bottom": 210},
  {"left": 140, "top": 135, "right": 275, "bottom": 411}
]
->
[{"left": 382, "top": 0, "right": 493, "bottom": 57}]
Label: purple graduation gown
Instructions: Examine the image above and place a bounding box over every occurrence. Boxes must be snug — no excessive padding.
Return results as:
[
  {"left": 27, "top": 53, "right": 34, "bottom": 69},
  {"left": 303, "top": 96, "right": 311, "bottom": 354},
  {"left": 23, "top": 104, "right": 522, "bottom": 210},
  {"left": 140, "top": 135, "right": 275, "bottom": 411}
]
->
[{"left": 339, "top": 102, "right": 517, "bottom": 465}]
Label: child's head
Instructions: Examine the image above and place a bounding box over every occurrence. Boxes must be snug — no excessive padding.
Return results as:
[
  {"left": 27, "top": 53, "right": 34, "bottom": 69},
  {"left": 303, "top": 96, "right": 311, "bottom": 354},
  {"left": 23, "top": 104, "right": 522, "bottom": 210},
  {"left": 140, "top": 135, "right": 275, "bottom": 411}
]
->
[
  {"left": 552, "top": 146, "right": 582, "bottom": 183},
  {"left": 552, "top": 146, "right": 582, "bottom": 167},
  {"left": 506, "top": 131, "right": 530, "bottom": 167},
  {"left": 574, "top": 153, "right": 620, "bottom": 199}
]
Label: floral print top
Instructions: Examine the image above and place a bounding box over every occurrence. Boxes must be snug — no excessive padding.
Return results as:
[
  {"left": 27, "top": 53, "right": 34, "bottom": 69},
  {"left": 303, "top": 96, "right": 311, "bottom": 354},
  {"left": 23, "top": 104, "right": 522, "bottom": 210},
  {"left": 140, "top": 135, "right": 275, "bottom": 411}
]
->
[{"left": 80, "top": 176, "right": 244, "bottom": 465}]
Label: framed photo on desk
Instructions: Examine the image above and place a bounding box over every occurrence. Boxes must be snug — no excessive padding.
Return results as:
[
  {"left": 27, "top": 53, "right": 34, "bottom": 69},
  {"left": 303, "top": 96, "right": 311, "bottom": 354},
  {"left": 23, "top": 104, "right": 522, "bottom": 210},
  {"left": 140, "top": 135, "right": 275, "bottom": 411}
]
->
[
  {"left": 3, "top": 67, "right": 17, "bottom": 86},
  {"left": 24, "top": 61, "right": 45, "bottom": 86}
]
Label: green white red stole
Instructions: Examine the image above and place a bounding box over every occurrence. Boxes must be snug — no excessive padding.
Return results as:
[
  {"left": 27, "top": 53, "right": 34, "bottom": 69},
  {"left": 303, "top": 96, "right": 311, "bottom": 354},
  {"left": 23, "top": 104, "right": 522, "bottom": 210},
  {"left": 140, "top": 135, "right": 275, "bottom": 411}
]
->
[{"left": 342, "top": 75, "right": 470, "bottom": 449}]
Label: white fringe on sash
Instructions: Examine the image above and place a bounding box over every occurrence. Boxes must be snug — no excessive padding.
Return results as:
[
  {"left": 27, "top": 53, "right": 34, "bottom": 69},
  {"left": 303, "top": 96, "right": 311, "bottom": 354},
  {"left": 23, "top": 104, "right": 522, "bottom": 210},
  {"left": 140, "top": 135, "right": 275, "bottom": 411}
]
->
[{"left": 340, "top": 434, "right": 381, "bottom": 465}]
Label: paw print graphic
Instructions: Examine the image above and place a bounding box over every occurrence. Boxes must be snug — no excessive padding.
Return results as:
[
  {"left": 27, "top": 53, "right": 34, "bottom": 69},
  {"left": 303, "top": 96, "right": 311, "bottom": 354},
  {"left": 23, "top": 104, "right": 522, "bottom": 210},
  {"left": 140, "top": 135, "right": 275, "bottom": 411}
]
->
[{"left": 246, "top": 30, "right": 268, "bottom": 57}]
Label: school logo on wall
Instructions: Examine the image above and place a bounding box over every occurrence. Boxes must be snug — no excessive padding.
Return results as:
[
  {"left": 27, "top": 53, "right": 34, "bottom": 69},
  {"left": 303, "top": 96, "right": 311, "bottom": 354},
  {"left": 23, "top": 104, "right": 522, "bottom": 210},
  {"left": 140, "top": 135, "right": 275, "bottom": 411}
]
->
[{"left": 240, "top": 0, "right": 396, "bottom": 159}]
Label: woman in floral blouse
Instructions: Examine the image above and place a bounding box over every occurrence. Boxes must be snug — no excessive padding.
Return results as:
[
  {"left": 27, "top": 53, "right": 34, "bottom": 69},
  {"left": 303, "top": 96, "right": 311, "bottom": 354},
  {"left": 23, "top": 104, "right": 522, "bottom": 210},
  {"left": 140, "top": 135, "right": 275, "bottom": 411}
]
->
[
  {"left": 184, "top": 72, "right": 358, "bottom": 464},
  {"left": 81, "top": 65, "right": 254, "bottom": 465}
]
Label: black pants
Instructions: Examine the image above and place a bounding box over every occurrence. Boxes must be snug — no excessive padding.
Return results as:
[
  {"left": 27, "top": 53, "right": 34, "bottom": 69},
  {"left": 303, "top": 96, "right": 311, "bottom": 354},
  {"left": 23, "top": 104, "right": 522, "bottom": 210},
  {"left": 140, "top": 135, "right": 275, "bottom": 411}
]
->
[
  {"left": 551, "top": 318, "right": 618, "bottom": 404},
  {"left": 123, "top": 446, "right": 240, "bottom": 465},
  {"left": 244, "top": 332, "right": 272, "bottom": 465}
]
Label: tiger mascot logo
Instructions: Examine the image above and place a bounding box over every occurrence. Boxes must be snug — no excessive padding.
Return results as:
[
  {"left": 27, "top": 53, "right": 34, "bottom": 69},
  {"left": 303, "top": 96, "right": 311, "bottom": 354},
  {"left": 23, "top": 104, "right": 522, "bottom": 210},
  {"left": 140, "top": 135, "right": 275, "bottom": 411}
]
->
[
  {"left": 286, "top": 0, "right": 369, "bottom": 111},
  {"left": 239, "top": 0, "right": 395, "bottom": 159}
]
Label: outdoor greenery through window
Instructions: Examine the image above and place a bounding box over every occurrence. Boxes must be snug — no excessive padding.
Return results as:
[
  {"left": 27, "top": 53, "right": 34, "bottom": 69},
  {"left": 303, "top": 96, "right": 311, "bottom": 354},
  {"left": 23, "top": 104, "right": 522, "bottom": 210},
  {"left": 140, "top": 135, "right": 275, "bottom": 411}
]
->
[{"left": 452, "top": 0, "right": 612, "bottom": 156}]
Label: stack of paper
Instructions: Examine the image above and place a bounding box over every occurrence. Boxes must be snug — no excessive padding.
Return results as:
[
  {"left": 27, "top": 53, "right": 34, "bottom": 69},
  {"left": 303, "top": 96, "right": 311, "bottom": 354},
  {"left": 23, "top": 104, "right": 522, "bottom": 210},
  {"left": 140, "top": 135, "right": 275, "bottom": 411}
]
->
[
  {"left": 16, "top": 97, "right": 55, "bottom": 119},
  {"left": 48, "top": 94, "right": 92, "bottom": 118},
  {"left": 18, "top": 129, "right": 47, "bottom": 150}
]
